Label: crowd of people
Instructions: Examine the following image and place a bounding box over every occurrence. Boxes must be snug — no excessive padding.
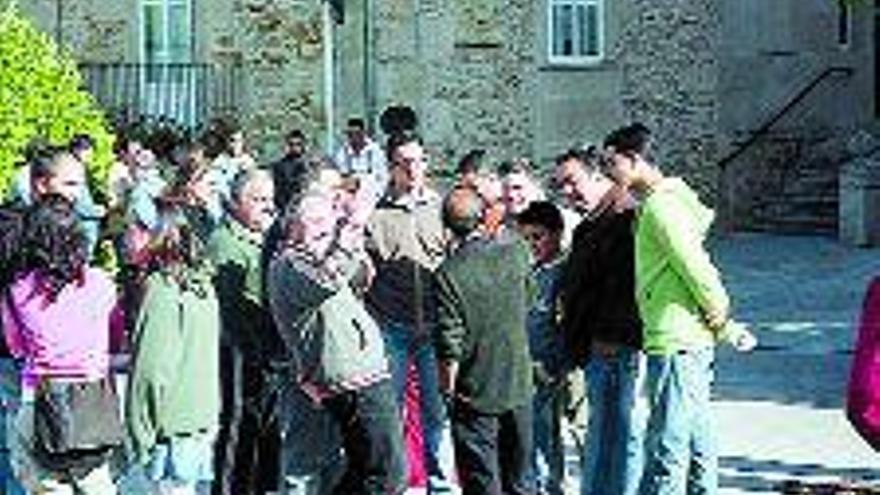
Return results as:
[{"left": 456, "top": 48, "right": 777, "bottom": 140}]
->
[{"left": 0, "top": 117, "right": 757, "bottom": 495}]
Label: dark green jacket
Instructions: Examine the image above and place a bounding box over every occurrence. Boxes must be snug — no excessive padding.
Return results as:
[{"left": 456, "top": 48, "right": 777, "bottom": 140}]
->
[
  {"left": 208, "top": 220, "right": 283, "bottom": 361},
  {"left": 434, "top": 237, "right": 534, "bottom": 414}
]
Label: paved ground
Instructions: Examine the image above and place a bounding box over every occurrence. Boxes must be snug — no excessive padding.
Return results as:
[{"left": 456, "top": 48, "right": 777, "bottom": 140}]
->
[
  {"left": 711, "top": 233, "right": 880, "bottom": 493},
  {"left": 558, "top": 233, "right": 880, "bottom": 495}
]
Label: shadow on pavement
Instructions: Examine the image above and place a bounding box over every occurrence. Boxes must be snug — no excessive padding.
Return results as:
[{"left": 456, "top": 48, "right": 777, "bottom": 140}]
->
[{"left": 720, "top": 455, "right": 880, "bottom": 493}]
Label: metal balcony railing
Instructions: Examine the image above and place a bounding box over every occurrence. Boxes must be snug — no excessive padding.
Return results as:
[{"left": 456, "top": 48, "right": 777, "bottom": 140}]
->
[{"left": 79, "top": 62, "right": 243, "bottom": 128}]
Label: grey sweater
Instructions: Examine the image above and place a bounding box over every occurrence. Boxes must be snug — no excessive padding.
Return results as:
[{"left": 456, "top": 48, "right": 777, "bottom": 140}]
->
[{"left": 268, "top": 246, "right": 389, "bottom": 397}]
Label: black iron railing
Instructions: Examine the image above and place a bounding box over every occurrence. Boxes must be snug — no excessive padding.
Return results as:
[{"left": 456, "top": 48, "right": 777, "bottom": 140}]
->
[
  {"left": 718, "top": 66, "right": 854, "bottom": 171},
  {"left": 717, "top": 66, "right": 855, "bottom": 232},
  {"left": 79, "top": 62, "right": 243, "bottom": 128}
]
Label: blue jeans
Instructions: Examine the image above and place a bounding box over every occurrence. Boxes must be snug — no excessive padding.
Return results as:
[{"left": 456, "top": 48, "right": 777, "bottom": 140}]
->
[
  {"left": 532, "top": 381, "right": 565, "bottom": 495},
  {"left": 639, "top": 348, "right": 716, "bottom": 495},
  {"left": 582, "top": 348, "right": 648, "bottom": 495},
  {"left": 281, "top": 385, "right": 343, "bottom": 495},
  {"left": 383, "top": 322, "right": 459, "bottom": 494},
  {"left": 0, "top": 358, "right": 23, "bottom": 495}
]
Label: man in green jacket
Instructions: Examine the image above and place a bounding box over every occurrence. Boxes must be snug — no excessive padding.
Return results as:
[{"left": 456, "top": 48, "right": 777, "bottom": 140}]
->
[
  {"left": 435, "top": 186, "right": 534, "bottom": 495},
  {"left": 603, "top": 123, "right": 755, "bottom": 495},
  {"left": 208, "top": 168, "right": 284, "bottom": 495}
]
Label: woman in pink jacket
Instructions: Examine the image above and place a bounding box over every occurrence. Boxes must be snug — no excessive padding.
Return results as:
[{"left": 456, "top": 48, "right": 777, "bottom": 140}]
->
[{"left": 2, "top": 195, "right": 119, "bottom": 494}]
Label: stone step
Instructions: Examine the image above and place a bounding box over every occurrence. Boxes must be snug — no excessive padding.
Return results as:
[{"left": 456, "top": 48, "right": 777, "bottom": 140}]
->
[
  {"left": 754, "top": 194, "right": 838, "bottom": 206},
  {"left": 744, "top": 215, "right": 838, "bottom": 235}
]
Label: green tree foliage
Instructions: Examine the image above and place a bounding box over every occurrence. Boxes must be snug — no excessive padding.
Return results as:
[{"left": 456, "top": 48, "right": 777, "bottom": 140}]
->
[{"left": 0, "top": 5, "right": 114, "bottom": 199}]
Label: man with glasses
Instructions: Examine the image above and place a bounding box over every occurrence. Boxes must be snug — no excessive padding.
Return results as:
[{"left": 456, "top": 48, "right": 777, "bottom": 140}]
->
[{"left": 365, "top": 132, "right": 460, "bottom": 494}]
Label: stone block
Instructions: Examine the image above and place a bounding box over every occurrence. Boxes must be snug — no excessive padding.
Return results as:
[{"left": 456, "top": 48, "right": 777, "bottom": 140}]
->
[{"left": 840, "top": 158, "right": 880, "bottom": 247}]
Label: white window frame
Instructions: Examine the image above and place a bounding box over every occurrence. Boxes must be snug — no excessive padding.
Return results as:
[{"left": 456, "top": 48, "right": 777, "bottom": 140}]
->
[
  {"left": 138, "top": 0, "right": 195, "bottom": 124},
  {"left": 547, "top": 0, "right": 605, "bottom": 65}
]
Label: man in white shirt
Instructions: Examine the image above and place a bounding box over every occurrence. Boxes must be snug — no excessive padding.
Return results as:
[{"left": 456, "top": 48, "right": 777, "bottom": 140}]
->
[{"left": 334, "top": 118, "right": 388, "bottom": 203}]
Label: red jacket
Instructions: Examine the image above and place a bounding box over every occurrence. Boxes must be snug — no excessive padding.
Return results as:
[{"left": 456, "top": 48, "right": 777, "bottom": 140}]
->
[{"left": 847, "top": 275, "right": 880, "bottom": 451}]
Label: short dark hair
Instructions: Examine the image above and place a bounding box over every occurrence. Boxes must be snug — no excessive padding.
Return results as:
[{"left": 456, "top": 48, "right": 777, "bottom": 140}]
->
[
  {"left": 515, "top": 200, "right": 564, "bottom": 233},
  {"left": 554, "top": 145, "right": 602, "bottom": 174},
  {"left": 347, "top": 118, "right": 366, "bottom": 130},
  {"left": 385, "top": 131, "right": 422, "bottom": 163},
  {"left": 68, "top": 134, "right": 95, "bottom": 155},
  {"left": 457, "top": 149, "right": 486, "bottom": 176},
  {"left": 29, "top": 144, "right": 73, "bottom": 182},
  {"left": 286, "top": 129, "right": 305, "bottom": 141},
  {"left": 603, "top": 123, "right": 651, "bottom": 156},
  {"left": 442, "top": 185, "right": 484, "bottom": 238},
  {"left": 497, "top": 157, "right": 532, "bottom": 177}
]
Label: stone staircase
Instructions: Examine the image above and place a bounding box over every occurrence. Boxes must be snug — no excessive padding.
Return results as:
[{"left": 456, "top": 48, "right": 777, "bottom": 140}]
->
[
  {"left": 721, "top": 129, "right": 855, "bottom": 236},
  {"left": 746, "top": 151, "right": 839, "bottom": 235},
  {"left": 736, "top": 128, "right": 880, "bottom": 236}
]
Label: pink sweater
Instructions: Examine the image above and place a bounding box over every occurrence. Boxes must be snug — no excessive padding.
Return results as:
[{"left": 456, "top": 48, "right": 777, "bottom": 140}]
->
[{"left": 2, "top": 268, "right": 116, "bottom": 390}]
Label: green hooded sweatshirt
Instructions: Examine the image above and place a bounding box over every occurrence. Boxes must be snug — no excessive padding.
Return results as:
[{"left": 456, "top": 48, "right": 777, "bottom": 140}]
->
[{"left": 635, "top": 177, "right": 730, "bottom": 354}]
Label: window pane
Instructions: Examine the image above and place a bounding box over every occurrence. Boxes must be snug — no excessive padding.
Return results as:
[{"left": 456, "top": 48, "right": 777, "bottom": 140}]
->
[
  {"left": 143, "top": 4, "right": 163, "bottom": 82},
  {"left": 561, "top": 4, "right": 574, "bottom": 55},
  {"left": 838, "top": 2, "right": 850, "bottom": 46},
  {"left": 551, "top": 0, "right": 602, "bottom": 60},
  {"left": 551, "top": 5, "right": 564, "bottom": 56},
  {"left": 143, "top": 4, "right": 163, "bottom": 60},
  {"left": 168, "top": 3, "right": 191, "bottom": 62},
  {"left": 575, "top": 4, "right": 586, "bottom": 56},
  {"left": 585, "top": 3, "right": 600, "bottom": 56}
]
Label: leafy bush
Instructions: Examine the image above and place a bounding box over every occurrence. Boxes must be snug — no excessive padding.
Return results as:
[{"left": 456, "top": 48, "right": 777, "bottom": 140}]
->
[{"left": 0, "top": 5, "right": 114, "bottom": 199}]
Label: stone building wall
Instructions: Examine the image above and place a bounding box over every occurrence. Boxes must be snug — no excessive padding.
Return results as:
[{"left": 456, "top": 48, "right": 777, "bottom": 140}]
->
[
  {"left": 718, "top": 0, "right": 871, "bottom": 139},
  {"left": 16, "top": 0, "right": 329, "bottom": 161},
  {"left": 616, "top": 0, "right": 722, "bottom": 199},
  {"left": 19, "top": 0, "right": 134, "bottom": 62},
  {"left": 231, "top": 0, "right": 327, "bottom": 160},
  {"left": 16, "top": 0, "right": 872, "bottom": 205},
  {"left": 370, "top": 0, "right": 539, "bottom": 174}
]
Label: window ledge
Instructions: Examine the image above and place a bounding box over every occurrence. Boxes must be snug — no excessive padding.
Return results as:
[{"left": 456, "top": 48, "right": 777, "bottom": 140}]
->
[{"left": 539, "top": 59, "right": 615, "bottom": 72}]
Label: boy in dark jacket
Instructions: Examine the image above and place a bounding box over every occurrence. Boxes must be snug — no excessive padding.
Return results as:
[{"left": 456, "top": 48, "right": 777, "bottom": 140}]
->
[{"left": 515, "top": 201, "right": 567, "bottom": 495}]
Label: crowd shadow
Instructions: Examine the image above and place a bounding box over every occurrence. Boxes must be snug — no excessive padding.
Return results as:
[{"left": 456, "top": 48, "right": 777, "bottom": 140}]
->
[{"left": 720, "top": 455, "right": 880, "bottom": 492}]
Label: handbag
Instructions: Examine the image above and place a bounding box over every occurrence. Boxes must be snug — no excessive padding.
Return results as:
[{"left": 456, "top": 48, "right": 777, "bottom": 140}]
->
[
  {"left": 2, "top": 288, "right": 123, "bottom": 455},
  {"left": 33, "top": 377, "right": 124, "bottom": 455}
]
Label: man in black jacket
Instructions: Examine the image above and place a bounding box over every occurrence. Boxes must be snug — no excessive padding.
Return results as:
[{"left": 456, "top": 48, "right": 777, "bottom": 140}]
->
[
  {"left": 270, "top": 129, "right": 308, "bottom": 212},
  {"left": 554, "top": 147, "right": 647, "bottom": 495}
]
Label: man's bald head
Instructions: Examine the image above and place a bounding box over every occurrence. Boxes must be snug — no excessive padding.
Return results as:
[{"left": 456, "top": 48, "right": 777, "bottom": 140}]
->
[{"left": 443, "top": 185, "right": 484, "bottom": 238}]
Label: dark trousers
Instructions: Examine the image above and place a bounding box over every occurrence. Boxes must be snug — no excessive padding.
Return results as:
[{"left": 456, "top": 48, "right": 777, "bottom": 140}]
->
[
  {"left": 213, "top": 345, "right": 283, "bottom": 495},
  {"left": 452, "top": 399, "right": 535, "bottom": 495},
  {"left": 323, "top": 379, "right": 407, "bottom": 495}
]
